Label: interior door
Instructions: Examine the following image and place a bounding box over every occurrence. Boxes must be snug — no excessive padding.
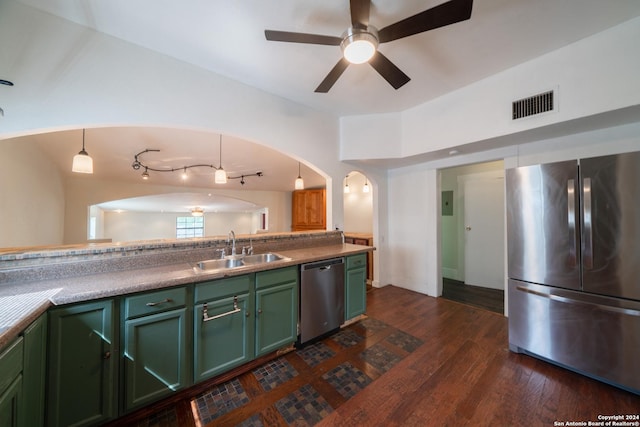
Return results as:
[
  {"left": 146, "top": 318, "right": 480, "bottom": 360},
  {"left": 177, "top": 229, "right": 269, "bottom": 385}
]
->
[{"left": 463, "top": 171, "right": 505, "bottom": 290}]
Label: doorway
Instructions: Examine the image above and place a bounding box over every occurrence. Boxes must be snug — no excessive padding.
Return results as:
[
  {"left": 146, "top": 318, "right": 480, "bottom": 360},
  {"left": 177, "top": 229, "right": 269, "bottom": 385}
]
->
[
  {"left": 440, "top": 161, "right": 505, "bottom": 313},
  {"left": 343, "top": 171, "right": 375, "bottom": 287}
]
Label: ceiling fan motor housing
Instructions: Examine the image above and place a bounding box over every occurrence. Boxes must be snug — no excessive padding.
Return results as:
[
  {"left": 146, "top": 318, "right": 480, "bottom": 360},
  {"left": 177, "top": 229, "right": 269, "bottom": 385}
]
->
[{"left": 340, "top": 26, "right": 379, "bottom": 64}]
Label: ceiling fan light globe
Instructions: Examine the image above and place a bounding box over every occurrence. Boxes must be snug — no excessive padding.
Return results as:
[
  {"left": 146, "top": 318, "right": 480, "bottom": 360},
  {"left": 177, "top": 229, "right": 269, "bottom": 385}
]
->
[
  {"left": 341, "top": 27, "right": 378, "bottom": 64},
  {"left": 344, "top": 40, "right": 376, "bottom": 64}
]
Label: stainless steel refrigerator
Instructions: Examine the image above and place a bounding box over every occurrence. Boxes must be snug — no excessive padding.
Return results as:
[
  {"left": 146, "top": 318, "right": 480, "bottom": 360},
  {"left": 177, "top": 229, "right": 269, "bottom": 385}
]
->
[{"left": 506, "top": 151, "right": 640, "bottom": 394}]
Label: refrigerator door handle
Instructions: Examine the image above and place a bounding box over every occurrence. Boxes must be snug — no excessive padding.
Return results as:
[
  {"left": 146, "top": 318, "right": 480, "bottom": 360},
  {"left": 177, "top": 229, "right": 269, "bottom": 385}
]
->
[
  {"left": 567, "top": 179, "right": 577, "bottom": 267},
  {"left": 583, "top": 177, "right": 593, "bottom": 269}
]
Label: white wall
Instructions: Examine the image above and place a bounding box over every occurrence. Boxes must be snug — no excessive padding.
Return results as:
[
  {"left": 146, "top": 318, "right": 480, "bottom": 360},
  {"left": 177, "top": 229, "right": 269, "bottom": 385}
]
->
[
  {"left": 102, "top": 211, "right": 254, "bottom": 242},
  {"left": 0, "top": 139, "right": 65, "bottom": 247}
]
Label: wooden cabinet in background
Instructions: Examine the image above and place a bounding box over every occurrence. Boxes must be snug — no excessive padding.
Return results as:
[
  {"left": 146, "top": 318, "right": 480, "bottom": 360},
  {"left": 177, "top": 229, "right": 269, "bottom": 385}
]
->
[
  {"left": 344, "top": 233, "right": 374, "bottom": 285},
  {"left": 292, "top": 189, "right": 326, "bottom": 231}
]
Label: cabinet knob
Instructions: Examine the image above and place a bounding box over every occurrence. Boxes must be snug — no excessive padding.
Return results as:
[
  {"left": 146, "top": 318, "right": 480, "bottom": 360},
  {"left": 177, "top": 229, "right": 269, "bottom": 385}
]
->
[
  {"left": 103, "top": 351, "right": 111, "bottom": 360},
  {"left": 258, "top": 309, "right": 263, "bottom": 315},
  {"left": 245, "top": 311, "right": 250, "bottom": 318}
]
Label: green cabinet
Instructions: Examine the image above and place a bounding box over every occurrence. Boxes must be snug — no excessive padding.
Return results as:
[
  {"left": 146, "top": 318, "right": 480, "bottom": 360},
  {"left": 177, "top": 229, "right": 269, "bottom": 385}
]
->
[
  {"left": 255, "top": 267, "right": 298, "bottom": 357},
  {"left": 48, "top": 300, "right": 117, "bottom": 427},
  {"left": 194, "top": 275, "right": 255, "bottom": 382},
  {"left": 0, "top": 338, "right": 23, "bottom": 427},
  {"left": 0, "top": 314, "right": 47, "bottom": 427},
  {"left": 21, "top": 314, "right": 47, "bottom": 427},
  {"left": 122, "top": 287, "right": 190, "bottom": 412},
  {"left": 345, "top": 254, "right": 367, "bottom": 321}
]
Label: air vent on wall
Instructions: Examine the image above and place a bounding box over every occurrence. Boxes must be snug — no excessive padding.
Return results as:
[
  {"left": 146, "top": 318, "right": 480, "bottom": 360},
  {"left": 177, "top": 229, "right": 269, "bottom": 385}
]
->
[{"left": 512, "top": 90, "right": 554, "bottom": 120}]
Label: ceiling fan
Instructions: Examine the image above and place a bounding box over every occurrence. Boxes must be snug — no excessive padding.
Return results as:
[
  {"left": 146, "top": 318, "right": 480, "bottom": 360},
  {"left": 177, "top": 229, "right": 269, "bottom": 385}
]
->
[{"left": 264, "top": 0, "right": 473, "bottom": 93}]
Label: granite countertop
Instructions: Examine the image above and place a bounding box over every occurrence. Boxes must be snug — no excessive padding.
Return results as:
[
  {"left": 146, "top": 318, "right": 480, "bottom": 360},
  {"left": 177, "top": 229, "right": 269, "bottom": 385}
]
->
[{"left": 0, "top": 243, "right": 373, "bottom": 349}]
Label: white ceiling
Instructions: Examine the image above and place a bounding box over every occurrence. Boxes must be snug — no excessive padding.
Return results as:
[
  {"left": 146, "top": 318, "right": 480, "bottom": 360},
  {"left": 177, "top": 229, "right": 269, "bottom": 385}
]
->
[
  {"left": 15, "top": 0, "right": 640, "bottom": 116},
  {"left": 95, "top": 192, "right": 263, "bottom": 214}
]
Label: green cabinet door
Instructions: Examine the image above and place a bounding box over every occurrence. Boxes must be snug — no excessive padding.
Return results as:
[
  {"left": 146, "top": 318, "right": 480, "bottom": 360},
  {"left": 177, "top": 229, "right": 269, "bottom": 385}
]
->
[
  {"left": 255, "top": 267, "right": 298, "bottom": 357},
  {"left": 0, "top": 375, "right": 22, "bottom": 427},
  {"left": 345, "top": 254, "right": 367, "bottom": 321},
  {"left": 123, "top": 307, "right": 189, "bottom": 411},
  {"left": 48, "top": 300, "right": 116, "bottom": 427},
  {"left": 0, "top": 337, "right": 23, "bottom": 427},
  {"left": 194, "top": 292, "right": 254, "bottom": 381},
  {"left": 21, "top": 314, "right": 47, "bottom": 427}
]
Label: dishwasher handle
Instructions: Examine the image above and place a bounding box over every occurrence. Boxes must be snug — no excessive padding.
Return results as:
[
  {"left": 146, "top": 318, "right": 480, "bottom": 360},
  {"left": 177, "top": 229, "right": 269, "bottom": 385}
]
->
[{"left": 300, "top": 257, "right": 344, "bottom": 271}]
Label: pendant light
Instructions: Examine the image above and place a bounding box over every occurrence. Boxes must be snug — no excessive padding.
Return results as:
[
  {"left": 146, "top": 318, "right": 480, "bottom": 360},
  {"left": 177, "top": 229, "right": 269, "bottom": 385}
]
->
[
  {"left": 344, "top": 175, "right": 350, "bottom": 193},
  {"left": 294, "top": 162, "right": 304, "bottom": 190},
  {"left": 72, "top": 129, "right": 93, "bottom": 174},
  {"left": 363, "top": 178, "right": 370, "bottom": 193},
  {"left": 214, "top": 134, "right": 227, "bottom": 184}
]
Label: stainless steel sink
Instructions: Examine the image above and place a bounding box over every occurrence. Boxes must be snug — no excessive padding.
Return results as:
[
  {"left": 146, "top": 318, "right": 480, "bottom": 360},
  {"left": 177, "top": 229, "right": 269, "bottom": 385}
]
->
[
  {"left": 196, "top": 257, "right": 244, "bottom": 270},
  {"left": 194, "top": 252, "right": 289, "bottom": 272},
  {"left": 242, "top": 253, "right": 286, "bottom": 265}
]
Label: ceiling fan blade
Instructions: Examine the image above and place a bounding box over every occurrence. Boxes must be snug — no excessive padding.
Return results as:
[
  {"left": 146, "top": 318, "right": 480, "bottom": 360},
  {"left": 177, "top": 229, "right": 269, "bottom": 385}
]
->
[
  {"left": 350, "top": 0, "right": 371, "bottom": 29},
  {"left": 315, "top": 58, "right": 350, "bottom": 93},
  {"left": 368, "top": 51, "right": 410, "bottom": 90},
  {"left": 265, "top": 30, "right": 341, "bottom": 46},
  {"left": 378, "top": 0, "right": 473, "bottom": 43}
]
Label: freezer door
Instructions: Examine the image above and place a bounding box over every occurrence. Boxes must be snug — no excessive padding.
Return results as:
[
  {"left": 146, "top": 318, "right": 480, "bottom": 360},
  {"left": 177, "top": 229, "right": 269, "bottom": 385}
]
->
[
  {"left": 506, "top": 160, "right": 580, "bottom": 290},
  {"left": 581, "top": 152, "right": 640, "bottom": 301},
  {"left": 508, "top": 279, "right": 640, "bottom": 394}
]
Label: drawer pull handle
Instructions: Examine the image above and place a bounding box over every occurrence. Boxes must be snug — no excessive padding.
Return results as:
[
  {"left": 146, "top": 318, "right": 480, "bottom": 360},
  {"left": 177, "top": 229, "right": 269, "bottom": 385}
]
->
[
  {"left": 146, "top": 298, "right": 173, "bottom": 307},
  {"left": 203, "top": 296, "right": 241, "bottom": 322}
]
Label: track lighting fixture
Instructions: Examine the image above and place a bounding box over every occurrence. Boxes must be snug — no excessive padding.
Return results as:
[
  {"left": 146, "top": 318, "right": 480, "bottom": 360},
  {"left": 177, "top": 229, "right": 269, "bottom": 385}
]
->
[
  {"left": 344, "top": 175, "right": 350, "bottom": 193},
  {"left": 363, "top": 178, "right": 370, "bottom": 193},
  {"left": 131, "top": 140, "right": 263, "bottom": 185},
  {"left": 72, "top": 129, "right": 94, "bottom": 174}
]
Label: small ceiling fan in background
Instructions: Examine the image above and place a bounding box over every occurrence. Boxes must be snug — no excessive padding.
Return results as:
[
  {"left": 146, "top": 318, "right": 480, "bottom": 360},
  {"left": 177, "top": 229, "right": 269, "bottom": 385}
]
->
[{"left": 264, "top": 0, "right": 473, "bottom": 93}]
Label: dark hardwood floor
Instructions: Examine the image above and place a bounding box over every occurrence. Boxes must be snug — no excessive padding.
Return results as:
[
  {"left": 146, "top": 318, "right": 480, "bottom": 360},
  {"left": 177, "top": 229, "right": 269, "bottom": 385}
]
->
[
  {"left": 113, "top": 285, "right": 640, "bottom": 426},
  {"left": 441, "top": 277, "right": 504, "bottom": 314},
  {"left": 320, "top": 285, "right": 640, "bottom": 426}
]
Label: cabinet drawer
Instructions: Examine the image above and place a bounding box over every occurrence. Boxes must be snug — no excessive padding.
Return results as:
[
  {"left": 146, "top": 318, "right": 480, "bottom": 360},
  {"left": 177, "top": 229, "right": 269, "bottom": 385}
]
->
[
  {"left": 255, "top": 266, "right": 298, "bottom": 290},
  {"left": 0, "top": 337, "right": 23, "bottom": 396},
  {"left": 195, "top": 275, "right": 253, "bottom": 304},
  {"left": 346, "top": 253, "right": 367, "bottom": 270},
  {"left": 124, "top": 287, "right": 186, "bottom": 319}
]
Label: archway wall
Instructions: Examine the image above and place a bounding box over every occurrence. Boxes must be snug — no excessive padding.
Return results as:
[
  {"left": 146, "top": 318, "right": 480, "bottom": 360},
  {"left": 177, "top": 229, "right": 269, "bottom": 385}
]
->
[{"left": 0, "top": 2, "right": 353, "bottom": 234}]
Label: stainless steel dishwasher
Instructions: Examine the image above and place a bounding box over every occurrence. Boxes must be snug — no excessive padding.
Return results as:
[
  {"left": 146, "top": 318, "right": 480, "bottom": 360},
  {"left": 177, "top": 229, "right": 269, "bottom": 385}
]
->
[{"left": 298, "top": 257, "right": 345, "bottom": 346}]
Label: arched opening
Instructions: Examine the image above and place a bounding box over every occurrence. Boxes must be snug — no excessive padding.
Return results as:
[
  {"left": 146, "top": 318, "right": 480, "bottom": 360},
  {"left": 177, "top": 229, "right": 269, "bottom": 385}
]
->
[
  {"left": 0, "top": 126, "right": 328, "bottom": 249},
  {"left": 343, "top": 171, "right": 375, "bottom": 287}
]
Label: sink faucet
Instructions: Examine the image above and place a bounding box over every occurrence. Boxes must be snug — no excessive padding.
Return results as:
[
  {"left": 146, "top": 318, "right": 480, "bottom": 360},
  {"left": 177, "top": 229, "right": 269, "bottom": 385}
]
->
[
  {"left": 242, "top": 235, "right": 254, "bottom": 255},
  {"left": 227, "top": 230, "right": 236, "bottom": 255}
]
